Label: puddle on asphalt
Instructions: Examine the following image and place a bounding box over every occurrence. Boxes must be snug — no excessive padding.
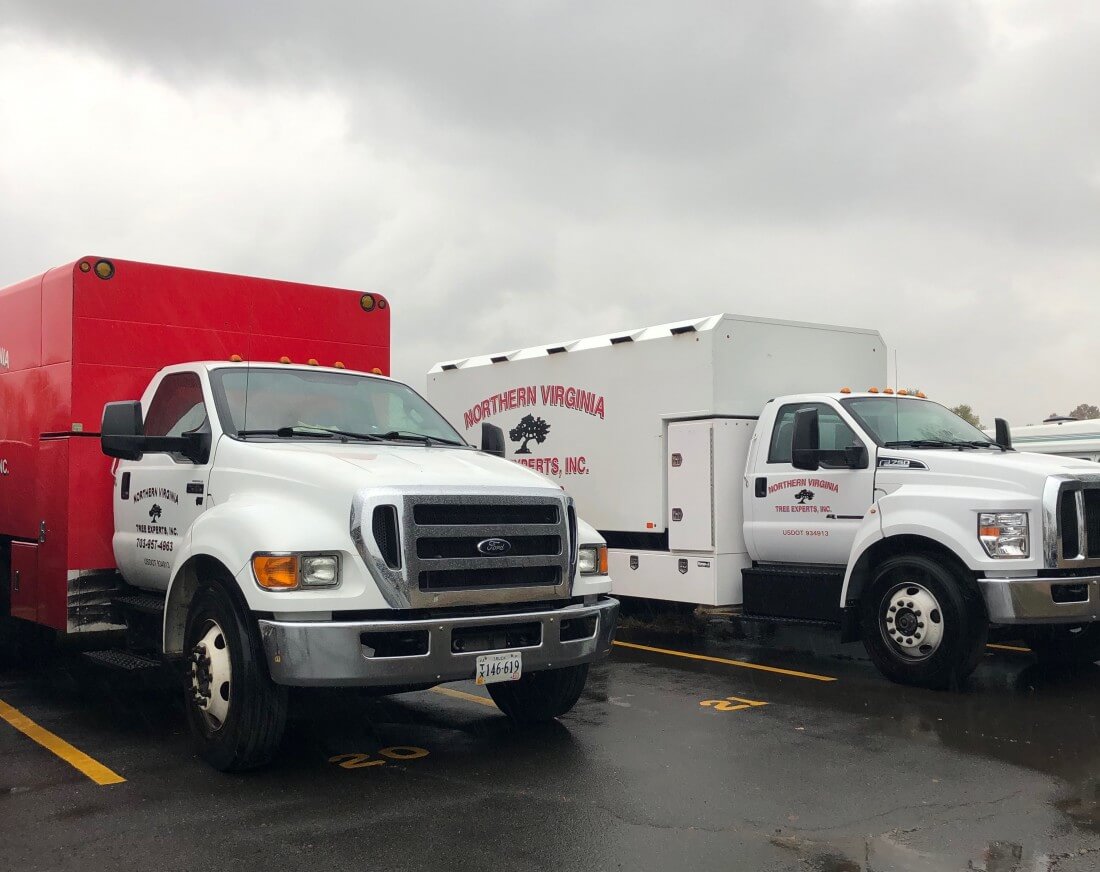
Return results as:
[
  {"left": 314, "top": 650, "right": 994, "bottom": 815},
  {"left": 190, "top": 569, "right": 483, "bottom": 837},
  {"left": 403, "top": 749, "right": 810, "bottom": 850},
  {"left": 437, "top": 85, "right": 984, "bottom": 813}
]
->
[
  {"left": 1056, "top": 779, "right": 1100, "bottom": 833},
  {"left": 770, "top": 833, "right": 1094, "bottom": 872}
]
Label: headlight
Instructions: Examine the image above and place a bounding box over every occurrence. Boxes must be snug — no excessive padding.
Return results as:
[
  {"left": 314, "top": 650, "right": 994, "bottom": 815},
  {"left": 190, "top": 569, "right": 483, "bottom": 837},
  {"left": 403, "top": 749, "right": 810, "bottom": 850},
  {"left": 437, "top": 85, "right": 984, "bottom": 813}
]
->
[
  {"left": 578, "top": 544, "right": 608, "bottom": 576},
  {"left": 978, "top": 512, "right": 1029, "bottom": 558},
  {"left": 301, "top": 554, "right": 340, "bottom": 587},
  {"left": 253, "top": 552, "right": 341, "bottom": 590}
]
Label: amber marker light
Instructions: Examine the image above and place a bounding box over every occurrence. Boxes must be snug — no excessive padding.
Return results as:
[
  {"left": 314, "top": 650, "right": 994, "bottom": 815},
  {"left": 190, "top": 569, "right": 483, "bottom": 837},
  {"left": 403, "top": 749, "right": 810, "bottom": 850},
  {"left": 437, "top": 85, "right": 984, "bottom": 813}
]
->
[
  {"left": 230, "top": 354, "right": 243, "bottom": 362},
  {"left": 839, "top": 387, "right": 852, "bottom": 394},
  {"left": 253, "top": 554, "right": 299, "bottom": 590},
  {"left": 279, "top": 356, "right": 292, "bottom": 364},
  {"left": 360, "top": 293, "right": 376, "bottom": 312},
  {"left": 308, "top": 358, "right": 319, "bottom": 366},
  {"left": 94, "top": 259, "right": 115, "bottom": 280},
  {"left": 897, "top": 389, "right": 909, "bottom": 396},
  {"left": 334, "top": 361, "right": 346, "bottom": 369},
  {"left": 884, "top": 388, "right": 895, "bottom": 395},
  {"left": 599, "top": 545, "right": 609, "bottom": 575},
  {"left": 916, "top": 391, "right": 927, "bottom": 398},
  {"left": 371, "top": 367, "right": 383, "bottom": 374},
  {"left": 868, "top": 387, "right": 880, "bottom": 393}
]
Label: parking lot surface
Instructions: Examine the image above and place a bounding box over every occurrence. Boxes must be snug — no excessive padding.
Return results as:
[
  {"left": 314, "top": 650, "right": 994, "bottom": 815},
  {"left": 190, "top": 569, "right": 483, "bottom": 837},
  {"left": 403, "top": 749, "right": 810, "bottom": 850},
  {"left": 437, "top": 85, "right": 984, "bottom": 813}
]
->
[{"left": 2, "top": 621, "right": 1099, "bottom": 872}]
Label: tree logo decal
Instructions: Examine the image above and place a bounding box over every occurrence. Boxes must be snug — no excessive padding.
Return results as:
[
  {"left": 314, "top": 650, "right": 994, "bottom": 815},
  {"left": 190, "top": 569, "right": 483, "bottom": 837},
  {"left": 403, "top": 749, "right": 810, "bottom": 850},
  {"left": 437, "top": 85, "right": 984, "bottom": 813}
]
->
[
  {"left": 509, "top": 414, "right": 551, "bottom": 454},
  {"left": 794, "top": 489, "right": 814, "bottom": 504},
  {"left": 149, "top": 504, "right": 163, "bottom": 522}
]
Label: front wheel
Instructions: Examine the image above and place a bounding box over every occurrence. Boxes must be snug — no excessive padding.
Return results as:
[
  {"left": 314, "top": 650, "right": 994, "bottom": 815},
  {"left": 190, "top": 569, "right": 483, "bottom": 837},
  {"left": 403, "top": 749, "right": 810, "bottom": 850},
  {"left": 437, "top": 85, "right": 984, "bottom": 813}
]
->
[
  {"left": 183, "top": 582, "right": 288, "bottom": 771},
  {"left": 860, "top": 554, "right": 987, "bottom": 690},
  {"left": 486, "top": 664, "right": 589, "bottom": 725},
  {"left": 1025, "top": 624, "right": 1100, "bottom": 666}
]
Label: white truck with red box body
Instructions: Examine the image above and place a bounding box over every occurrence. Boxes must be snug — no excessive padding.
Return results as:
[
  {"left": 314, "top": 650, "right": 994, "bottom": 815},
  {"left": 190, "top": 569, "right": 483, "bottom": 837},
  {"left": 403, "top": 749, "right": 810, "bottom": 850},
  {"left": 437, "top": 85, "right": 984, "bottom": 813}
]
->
[
  {"left": 0, "top": 257, "right": 617, "bottom": 770},
  {"left": 429, "top": 314, "right": 1100, "bottom": 688}
]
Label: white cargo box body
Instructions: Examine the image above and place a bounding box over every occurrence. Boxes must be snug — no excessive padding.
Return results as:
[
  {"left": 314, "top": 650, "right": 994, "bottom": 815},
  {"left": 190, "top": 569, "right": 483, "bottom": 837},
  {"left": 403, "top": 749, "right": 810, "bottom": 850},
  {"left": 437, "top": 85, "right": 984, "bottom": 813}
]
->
[{"left": 428, "top": 314, "right": 886, "bottom": 604}]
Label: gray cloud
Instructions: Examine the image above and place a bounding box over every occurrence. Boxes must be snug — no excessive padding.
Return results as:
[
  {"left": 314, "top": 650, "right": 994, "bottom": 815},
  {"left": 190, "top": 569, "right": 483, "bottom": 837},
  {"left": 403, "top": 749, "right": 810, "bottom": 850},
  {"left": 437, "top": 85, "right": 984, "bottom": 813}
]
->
[{"left": 1, "top": 1, "right": 1097, "bottom": 425}]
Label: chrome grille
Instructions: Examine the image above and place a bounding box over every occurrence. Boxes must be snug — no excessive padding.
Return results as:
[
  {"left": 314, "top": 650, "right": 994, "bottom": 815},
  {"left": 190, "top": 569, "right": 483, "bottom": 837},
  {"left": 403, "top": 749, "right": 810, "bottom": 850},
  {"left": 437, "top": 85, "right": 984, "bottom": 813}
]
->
[
  {"left": 1044, "top": 475, "right": 1100, "bottom": 567},
  {"left": 352, "top": 487, "right": 574, "bottom": 608}
]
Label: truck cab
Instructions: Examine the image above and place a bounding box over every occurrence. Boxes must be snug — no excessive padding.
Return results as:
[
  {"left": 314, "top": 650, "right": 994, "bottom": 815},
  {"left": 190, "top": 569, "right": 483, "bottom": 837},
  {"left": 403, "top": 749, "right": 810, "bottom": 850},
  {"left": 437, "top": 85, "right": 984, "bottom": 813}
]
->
[{"left": 742, "top": 391, "right": 1100, "bottom": 685}]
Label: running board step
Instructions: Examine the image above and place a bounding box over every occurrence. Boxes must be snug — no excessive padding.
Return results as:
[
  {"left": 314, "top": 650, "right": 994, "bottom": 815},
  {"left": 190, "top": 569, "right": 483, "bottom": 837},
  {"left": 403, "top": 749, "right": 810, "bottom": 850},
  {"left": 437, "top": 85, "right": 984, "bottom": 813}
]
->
[
  {"left": 82, "top": 650, "right": 163, "bottom": 671},
  {"left": 741, "top": 564, "right": 845, "bottom": 624},
  {"left": 112, "top": 592, "right": 166, "bottom": 616}
]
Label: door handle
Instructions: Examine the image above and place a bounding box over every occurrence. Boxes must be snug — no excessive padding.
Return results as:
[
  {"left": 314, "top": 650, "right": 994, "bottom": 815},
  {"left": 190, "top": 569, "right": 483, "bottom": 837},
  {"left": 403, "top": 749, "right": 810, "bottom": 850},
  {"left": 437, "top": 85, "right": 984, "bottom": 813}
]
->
[{"left": 755, "top": 477, "right": 767, "bottom": 498}]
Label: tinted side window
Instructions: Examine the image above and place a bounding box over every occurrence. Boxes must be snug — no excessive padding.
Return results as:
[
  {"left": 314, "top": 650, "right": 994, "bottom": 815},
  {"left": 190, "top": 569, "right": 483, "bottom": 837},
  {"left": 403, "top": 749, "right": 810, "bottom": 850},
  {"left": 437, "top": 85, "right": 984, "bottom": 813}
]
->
[
  {"left": 145, "top": 373, "right": 208, "bottom": 438},
  {"left": 767, "top": 403, "right": 861, "bottom": 465}
]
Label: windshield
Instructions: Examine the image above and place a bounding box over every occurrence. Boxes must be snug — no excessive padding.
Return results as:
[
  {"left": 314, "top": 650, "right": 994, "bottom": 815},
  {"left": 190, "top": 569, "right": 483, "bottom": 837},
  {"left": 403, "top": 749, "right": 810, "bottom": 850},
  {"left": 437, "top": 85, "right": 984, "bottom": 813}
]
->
[
  {"left": 209, "top": 367, "right": 465, "bottom": 445},
  {"left": 841, "top": 397, "right": 995, "bottom": 447}
]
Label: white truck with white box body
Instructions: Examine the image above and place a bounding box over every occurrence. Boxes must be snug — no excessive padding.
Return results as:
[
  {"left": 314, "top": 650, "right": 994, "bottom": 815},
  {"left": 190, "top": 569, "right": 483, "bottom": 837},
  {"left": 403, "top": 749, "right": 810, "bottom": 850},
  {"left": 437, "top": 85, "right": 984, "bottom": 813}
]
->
[{"left": 429, "top": 314, "right": 1100, "bottom": 688}]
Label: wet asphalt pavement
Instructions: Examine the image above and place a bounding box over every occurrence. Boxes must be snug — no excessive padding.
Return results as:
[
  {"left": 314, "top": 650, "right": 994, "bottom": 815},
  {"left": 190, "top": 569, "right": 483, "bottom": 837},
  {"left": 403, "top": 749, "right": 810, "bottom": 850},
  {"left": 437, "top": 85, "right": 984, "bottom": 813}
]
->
[{"left": 2, "top": 619, "right": 1099, "bottom": 872}]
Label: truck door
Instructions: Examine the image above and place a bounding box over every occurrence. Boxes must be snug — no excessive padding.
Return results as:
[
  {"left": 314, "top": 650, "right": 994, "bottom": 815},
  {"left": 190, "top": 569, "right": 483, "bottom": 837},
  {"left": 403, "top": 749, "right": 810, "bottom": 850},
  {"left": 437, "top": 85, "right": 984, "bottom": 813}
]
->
[
  {"left": 113, "top": 372, "right": 213, "bottom": 592},
  {"left": 746, "top": 401, "right": 874, "bottom": 565}
]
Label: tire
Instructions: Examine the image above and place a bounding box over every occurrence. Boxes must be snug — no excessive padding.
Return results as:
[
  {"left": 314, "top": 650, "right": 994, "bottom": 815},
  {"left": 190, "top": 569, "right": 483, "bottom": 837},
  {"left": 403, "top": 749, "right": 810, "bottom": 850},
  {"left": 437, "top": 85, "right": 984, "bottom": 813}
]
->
[
  {"left": 860, "top": 554, "right": 987, "bottom": 690},
  {"left": 1025, "top": 624, "right": 1100, "bottom": 666},
  {"left": 486, "top": 663, "right": 589, "bottom": 725},
  {"left": 183, "top": 581, "right": 288, "bottom": 771}
]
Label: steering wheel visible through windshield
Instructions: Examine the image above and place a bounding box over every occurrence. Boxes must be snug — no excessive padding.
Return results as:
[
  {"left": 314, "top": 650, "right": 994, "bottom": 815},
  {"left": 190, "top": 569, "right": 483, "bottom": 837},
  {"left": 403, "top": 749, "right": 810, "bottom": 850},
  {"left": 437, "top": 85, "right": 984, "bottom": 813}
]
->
[
  {"left": 840, "top": 397, "right": 996, "bottom": 448},
  {"left": 209, "top": 367, "right": 465, "bottom": 445}
]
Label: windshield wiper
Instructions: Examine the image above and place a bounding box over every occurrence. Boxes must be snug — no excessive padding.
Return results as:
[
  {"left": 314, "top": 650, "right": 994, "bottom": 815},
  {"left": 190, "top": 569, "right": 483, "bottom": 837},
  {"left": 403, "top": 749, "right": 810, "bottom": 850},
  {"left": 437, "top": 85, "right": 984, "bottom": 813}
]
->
[
  {"left": 884, "top": 439, "right": 992, "bottom": 450},
  {"left": 378, "top": 430, "right": 464, "bottom": 447},
  {"left": 237, "top": 426, "right": 384, "bottom": 442}
]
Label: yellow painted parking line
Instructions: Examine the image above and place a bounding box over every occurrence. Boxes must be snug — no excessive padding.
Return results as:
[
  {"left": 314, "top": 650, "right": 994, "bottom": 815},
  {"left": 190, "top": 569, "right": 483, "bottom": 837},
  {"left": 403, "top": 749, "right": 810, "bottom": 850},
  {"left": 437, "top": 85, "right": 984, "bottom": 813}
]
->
[
  {"left": 987, "top": 643, "right": 1032, "bottom": 654},
  {"left": 0, "top": 698, "right": 125, "bottom": 786},
  {"left": 430, "top": 686, "right": 498, "bottom": 708},
  {"left": 613, "top": 640, "right": 837, "bottom": 682}
]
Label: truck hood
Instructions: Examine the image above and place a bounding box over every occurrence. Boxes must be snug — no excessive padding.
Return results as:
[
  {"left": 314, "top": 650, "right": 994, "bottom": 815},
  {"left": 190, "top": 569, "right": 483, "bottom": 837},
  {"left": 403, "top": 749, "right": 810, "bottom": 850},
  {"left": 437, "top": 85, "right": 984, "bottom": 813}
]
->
[
  {"left": 225, "top": 440, "right": 563, "bottom": 493},
  {"left": 877, "top": 447, "right": 1100, "bottom": 496}
]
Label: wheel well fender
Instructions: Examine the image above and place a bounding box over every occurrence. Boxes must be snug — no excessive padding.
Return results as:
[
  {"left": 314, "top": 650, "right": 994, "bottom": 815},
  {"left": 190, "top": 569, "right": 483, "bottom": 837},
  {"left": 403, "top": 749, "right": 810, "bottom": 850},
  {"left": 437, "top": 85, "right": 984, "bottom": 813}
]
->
[
  {"left": 163, "top": 554, "right": 236, "bottom": 656},
  {"left": 844, "top": 534, "right": 976, "bottom": 608}
]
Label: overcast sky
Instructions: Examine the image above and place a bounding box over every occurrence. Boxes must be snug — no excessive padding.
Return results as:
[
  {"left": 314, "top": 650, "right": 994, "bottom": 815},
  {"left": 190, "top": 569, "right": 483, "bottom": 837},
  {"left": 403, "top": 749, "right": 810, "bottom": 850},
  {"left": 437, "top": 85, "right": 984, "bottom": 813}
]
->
[{"left": 1, "top": 1, "right": 1097, "bottom": 426}]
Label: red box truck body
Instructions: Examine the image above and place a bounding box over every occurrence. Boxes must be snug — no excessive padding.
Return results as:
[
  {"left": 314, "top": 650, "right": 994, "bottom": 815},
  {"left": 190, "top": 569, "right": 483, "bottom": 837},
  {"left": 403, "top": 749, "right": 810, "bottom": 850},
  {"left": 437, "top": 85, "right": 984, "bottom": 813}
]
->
[{"left": 0, "top": 256, "right": 389, "bottom": 631}]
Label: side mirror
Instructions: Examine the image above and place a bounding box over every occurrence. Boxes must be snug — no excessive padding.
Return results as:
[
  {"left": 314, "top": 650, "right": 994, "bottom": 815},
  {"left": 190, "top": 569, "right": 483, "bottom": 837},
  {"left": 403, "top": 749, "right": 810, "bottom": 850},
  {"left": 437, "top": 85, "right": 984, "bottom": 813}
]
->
[
  {"left": 101, "top": 401, "right": 145, "bottom": 461},
  {"left": 791, "top": 408, "right": 820, "bottom": 471},
  {"left": 101, "top": 401, "right": 211, "bottom": 464},
  {"left": 994, "top": 417, "right": 1013, "bottom": 450},
  {"left": 481, "top": 423, "right": 506, "bottom": 459}
]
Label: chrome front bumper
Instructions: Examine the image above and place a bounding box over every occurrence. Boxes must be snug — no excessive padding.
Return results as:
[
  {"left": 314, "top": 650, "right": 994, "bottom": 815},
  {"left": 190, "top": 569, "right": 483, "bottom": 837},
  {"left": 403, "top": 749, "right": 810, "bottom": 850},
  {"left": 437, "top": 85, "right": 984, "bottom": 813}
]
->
[
  {"left": 979, "top": 576, "right": 1100, "bottom": 625},
  {"left": 257, "top": 597, "right": 619, "bottom": 687}
]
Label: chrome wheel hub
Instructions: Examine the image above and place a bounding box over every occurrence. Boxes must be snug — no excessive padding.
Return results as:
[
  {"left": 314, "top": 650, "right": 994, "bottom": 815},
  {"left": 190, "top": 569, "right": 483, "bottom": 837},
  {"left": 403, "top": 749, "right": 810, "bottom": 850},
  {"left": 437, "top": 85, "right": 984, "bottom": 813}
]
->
[
  {"left": 190, "top": 621, "right": 232, "bottom": 730},
  {"left": 881, "top": 582, "right": 944, "bottom": 661}
]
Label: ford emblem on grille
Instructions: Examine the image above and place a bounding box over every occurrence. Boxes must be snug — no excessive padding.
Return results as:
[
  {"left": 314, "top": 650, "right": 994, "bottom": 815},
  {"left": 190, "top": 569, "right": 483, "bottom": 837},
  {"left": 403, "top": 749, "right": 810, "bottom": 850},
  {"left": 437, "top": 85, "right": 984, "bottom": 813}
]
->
[{"left": 477, "top": 537, "right": 512, "bottom": 556}]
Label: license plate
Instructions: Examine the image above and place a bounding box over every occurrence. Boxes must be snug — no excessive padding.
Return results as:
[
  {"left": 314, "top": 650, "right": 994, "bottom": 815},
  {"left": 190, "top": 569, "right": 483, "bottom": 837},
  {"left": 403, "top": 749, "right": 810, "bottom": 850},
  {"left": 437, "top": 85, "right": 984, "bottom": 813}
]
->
[{"left": 475, "top": 651, "right": 523, "bottom": 685}]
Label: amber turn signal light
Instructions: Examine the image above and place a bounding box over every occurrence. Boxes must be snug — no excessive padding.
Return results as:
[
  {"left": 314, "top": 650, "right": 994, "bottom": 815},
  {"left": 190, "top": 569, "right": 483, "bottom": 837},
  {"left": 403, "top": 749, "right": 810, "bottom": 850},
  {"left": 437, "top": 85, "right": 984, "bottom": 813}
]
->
[{"left": 253, "top": 554, "right": 299, "bottom": 590}]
